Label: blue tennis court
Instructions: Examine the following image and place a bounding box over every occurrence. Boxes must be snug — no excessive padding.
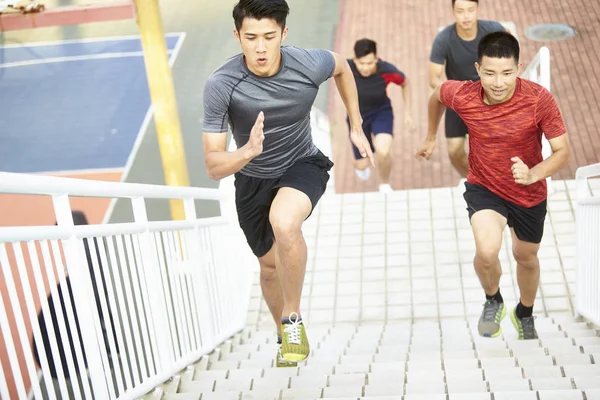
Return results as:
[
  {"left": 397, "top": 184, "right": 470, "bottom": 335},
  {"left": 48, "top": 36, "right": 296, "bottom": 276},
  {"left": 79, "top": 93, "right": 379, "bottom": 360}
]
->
[{"left": 0, "top": 33, "right": 184, "bottom": 173}]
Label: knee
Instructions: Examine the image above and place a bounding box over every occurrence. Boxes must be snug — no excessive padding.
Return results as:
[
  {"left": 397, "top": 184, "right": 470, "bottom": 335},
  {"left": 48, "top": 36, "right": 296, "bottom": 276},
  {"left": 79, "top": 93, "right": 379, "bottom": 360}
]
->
[
  {"left": 448, "top": 145, "right": 465, "bottom": 160},
  {"left": 354, "top": 158, "right": 370, "bottom": 170},
  {"left": 375, "top": 145, "right": 391, "bottom": 159},
  {"left": 259, "top": 262, "right": 277, "bottom": 282},
  {"left": 269, "top": 211, "right": 301, "bottom": 243},
  {"left": 475, "top": 246, "right": 501, "bottom": 268},
  {"left": 513, "top": 249, "right": 539, "bottom": 269}
]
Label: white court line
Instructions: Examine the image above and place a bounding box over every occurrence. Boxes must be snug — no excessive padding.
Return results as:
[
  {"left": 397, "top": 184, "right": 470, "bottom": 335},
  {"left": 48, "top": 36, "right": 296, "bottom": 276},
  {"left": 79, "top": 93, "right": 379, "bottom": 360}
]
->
[
  {"left": 102, "top": 32, "right": 187, "bottom": 224},
  {"left": 0, "top": 32, "right": 184, "bottom": 49},
  {"left": 0, "top": 50, "right": 172, "bottom": 69}
]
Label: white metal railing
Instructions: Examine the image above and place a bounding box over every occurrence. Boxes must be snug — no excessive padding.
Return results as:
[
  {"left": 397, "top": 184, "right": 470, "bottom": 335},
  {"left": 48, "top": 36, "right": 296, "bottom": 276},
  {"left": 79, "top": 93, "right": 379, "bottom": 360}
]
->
[
  {"left": 0, "top": 172, "right": 254, "bottom": 400},
  {"left": 521, "top": 46, "right": 554, "bottom": 193},
  {"left": 575, "top": 163, "right": 600, "bottom": 326}
]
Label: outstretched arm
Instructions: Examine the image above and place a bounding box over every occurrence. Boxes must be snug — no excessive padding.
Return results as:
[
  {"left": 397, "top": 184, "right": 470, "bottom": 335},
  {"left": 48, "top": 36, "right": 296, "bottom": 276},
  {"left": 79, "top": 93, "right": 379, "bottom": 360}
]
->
[
  {"left": 415, "top": 85, "right": 446, "bottom": 160},
  {"left": 429, "top": 62, "right": 445, "bottom": 90},
  {"left": 401, "top": 77, "right": 415, "bottom": 131},
  {"left": 329, "top": 51, "right": 374, "bottom": 166}
]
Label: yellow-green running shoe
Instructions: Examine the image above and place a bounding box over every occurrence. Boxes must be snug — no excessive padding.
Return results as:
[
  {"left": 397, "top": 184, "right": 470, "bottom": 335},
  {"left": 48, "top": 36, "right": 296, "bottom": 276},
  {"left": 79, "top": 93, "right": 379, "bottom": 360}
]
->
[
  {"left": 276, "top": 344, "right": 298, "bottom": 368},
  {"left": 510, "top": 307, "right": 538, "bottom": 340},
  {"left": 281, "top": 312, "right": 310, "bottom": 361},
  {"left": 478, "top": 299, "right": 506, "bottom": 337}
]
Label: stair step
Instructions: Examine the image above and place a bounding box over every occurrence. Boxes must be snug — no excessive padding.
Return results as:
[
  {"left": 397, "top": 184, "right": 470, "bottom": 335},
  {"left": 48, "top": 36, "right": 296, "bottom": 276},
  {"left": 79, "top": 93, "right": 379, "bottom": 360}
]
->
[
  {"left": 142, "top": 318, "right": 599, "bottom": 399},
  {"left": 162, "top": 394, "right": 199, "bottom": 400},
  {"left": 162, "top": 375, "right": 181, "bottom": 394}
]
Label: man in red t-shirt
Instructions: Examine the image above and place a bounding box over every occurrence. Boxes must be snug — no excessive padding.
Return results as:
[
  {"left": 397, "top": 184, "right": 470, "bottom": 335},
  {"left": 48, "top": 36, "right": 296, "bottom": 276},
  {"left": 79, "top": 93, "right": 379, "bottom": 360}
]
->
[{"left": 416, "top": 31, "right": 570, "bottom": 340}]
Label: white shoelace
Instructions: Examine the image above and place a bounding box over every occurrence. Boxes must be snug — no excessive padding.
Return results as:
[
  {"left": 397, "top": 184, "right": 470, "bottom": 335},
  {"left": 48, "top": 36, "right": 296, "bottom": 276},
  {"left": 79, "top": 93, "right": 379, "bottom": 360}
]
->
[{"left": 283, "top": 312, "right": 302, "bottom": 345}]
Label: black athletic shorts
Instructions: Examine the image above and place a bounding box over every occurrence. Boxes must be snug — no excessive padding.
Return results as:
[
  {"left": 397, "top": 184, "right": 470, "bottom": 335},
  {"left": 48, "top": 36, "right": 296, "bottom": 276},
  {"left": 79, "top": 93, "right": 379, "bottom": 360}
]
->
[
  {"left": 234, "top": 150, "right": 333, "bottom": 258},
  {"left": 445, "top": 108, "right": 468, "bottom": 138},
  {"left": 463, "top": 182, "right": 547, "bottom": 244}
]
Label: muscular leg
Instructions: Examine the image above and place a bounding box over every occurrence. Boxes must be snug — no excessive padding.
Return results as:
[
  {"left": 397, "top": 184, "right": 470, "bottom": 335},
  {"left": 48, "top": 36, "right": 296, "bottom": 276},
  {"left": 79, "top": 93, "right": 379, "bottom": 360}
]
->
[
  {"left": 471, "top": 209, "right": 508, "bottom": 336},
  {"left": 447, "top": 137, "right": 469, "bottom": 178},
  {"left": 373, "top": 133, "right": 393, "bottom": 184},
  {"left": 511, "top": 229, "right": 541, "bottom": 308},
  {"left": 471, "top": 210, "right": 507, "bottom": 295},
  {"left": 269, "top": 187, "right": 312, "bottom": 317},
  {"left": 354, "top": 157, "right": 371, "bottom": 171},
  {"left": 257, "top": 244, "right": 284, "bottom": 336},
  {"left": 509, "top": 228, "right": 541, "bottom": 339}
]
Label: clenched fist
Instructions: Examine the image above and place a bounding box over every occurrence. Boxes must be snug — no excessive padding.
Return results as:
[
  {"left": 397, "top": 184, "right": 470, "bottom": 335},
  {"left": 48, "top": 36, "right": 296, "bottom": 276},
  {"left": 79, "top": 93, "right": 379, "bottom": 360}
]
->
[
  {"left": 511, "top": 156, "right": 537, "bottom": 185},
  {"left": 415, "top": 139, "right": 436, "bottom": 161}
]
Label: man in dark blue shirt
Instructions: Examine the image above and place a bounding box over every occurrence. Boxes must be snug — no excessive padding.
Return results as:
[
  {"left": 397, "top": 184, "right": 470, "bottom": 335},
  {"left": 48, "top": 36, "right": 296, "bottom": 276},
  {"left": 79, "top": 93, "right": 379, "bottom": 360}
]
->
[{"left": 348, "top": 38, "right": 415, "bottom": 193}]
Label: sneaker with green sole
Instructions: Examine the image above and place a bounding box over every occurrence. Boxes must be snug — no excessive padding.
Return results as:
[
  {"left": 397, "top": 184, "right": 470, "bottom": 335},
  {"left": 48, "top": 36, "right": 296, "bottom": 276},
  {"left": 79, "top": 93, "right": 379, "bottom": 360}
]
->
[
  {"left": 510, "top": 307, "right": 538, "bottom": 340},
  {"left": 276, "top": 344, "right": 298, "bottom": 367},
  {"left": 478, "top": 299, "right": 506, "bottom": 337},
  {"left": 281, "top": 312, "right": 310, "bottom": 361}
]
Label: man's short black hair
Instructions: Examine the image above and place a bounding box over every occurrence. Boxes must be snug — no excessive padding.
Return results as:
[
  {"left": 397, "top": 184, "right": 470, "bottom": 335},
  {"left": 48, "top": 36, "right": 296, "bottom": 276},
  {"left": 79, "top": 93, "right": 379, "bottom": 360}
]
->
[
  {"left": 477, "top": 31, "right": 520, "bottom": 64},
  {"left": 233, "top": 0, "right": 290, "bottom": 32},
  {"left": 452, "top": 0, "right": 478, "bottom": 7},
  {"left": 354, "top": 39, "right": 377, "bottom": 58}
]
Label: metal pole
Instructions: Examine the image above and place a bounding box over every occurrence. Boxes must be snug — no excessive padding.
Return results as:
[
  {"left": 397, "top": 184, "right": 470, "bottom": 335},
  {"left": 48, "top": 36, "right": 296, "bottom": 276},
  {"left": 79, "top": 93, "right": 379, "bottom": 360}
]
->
[{"left": 133, "top": 0, "right": 189, "bottom": 220}]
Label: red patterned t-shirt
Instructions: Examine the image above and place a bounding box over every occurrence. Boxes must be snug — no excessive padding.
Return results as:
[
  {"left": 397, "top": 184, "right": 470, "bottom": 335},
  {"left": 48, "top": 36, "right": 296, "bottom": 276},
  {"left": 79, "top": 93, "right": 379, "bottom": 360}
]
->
[{"left": 440, "top": 78, "right": 566, "bottom": 207}]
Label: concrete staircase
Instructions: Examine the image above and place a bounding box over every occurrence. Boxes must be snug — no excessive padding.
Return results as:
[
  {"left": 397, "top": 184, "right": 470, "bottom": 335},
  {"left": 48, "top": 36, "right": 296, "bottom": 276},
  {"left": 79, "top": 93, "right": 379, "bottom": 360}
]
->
[
  {"left": 143, "top": 181, "right": 600, "bottom": 399},
  {"left": 144, "top": 318, "right": 600, "bottom": 400}
]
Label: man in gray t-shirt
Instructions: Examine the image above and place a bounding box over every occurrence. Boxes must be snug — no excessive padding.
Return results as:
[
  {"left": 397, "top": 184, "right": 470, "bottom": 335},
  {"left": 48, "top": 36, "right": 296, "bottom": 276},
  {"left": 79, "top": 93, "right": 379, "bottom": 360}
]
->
[
  {"left": 429, "top": 0, "right": 505, "bottom": 180},
  {"left": 202, "top": 0, "right": 373, "bottom": 366}
]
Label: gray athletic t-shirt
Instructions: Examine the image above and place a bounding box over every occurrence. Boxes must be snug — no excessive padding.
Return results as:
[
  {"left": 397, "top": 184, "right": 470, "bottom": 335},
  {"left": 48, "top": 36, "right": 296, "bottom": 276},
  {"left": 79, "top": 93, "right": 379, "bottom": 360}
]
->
[
  {"left": 430, "top": 20, "right": 505, "bottom": 81},
  {"left": 203, "top": 46, "right": 336, "bottom": 179}
]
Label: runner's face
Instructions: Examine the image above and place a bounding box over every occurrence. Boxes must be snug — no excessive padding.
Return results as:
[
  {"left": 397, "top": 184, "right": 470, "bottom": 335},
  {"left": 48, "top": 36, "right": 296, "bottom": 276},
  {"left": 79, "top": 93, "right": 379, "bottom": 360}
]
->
[
  {"left": 476, "top": 56, "right": 522, "bottom": 105},
  {"left": 354, "top": 53, "right": 378, "bottom": 77},
  {"left": 453, "top": 0, "right": 478, "bottom": 31},
  {"left": 234, "top": 17, "right": 288, "bottom": 77}
]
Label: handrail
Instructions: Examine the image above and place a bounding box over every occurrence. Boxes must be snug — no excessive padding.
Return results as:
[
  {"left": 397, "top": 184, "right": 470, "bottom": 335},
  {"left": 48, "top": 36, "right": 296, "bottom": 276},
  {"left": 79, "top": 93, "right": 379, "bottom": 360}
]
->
[
  {"left": 575, "top": 162, "right": 600, "bottom": 327},
  {"left": 0, "top": 171, "right": 224, "bottom": 201}
]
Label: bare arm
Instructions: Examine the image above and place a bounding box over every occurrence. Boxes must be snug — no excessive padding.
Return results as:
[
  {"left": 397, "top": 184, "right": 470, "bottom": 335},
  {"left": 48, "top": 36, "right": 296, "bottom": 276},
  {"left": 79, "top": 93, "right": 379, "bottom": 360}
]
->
[
  {"left": 428, "top": 62, "right": 445, "bottom": 90},
  {"left": 531, "top": 134, "right": 571, "bottom": 180},
  {"left": 203, "top": 112, "right": 265, "bottom": 181},
  {"left": 512, "top": 134, "right": 571, "bottom": 185},
  {"left": 401, "top": 77, "right": 415, "bottom": 131},
  {"left": 426, "top": 85, "right": 446, "bottom": 141},
  {"left": 415, "top": 85, "right": 446, "bottom": 160},
  {"left": 329, "top": 50, "right": 374, "bottom": 166},
  {"left": 330, "top": 51, "right": 362, "bottom": 127},
  {"left": 401, "top": 77, "right": 413, "bottom": 116}
]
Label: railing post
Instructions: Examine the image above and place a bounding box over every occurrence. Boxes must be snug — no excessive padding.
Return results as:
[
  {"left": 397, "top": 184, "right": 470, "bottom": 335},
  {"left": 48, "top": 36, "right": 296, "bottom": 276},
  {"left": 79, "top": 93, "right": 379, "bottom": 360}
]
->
[
  {"left": 183, "top": 198, "right": 219, "bottom": 351},
  {"left": 218, "top": 140, "right": 239, "bottom": 225},
  {"left": 531, "top": 46, "right": 554, "bottom": 195},
  {"left": 52, "top": 194, "right": 110, "bottom": 399},
  {"left": 131, "top": 196, "right": 175, "bottom": 369},
  {"left": 539, "top": 46, "right": 551, "bottom": 91}
]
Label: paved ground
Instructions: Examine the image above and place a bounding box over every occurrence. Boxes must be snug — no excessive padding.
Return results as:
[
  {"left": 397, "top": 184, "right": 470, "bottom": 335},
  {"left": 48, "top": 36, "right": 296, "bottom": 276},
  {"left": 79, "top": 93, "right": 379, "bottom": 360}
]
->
[{"left": 330, "top": 0, "right": 600, "bottom": 193}]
